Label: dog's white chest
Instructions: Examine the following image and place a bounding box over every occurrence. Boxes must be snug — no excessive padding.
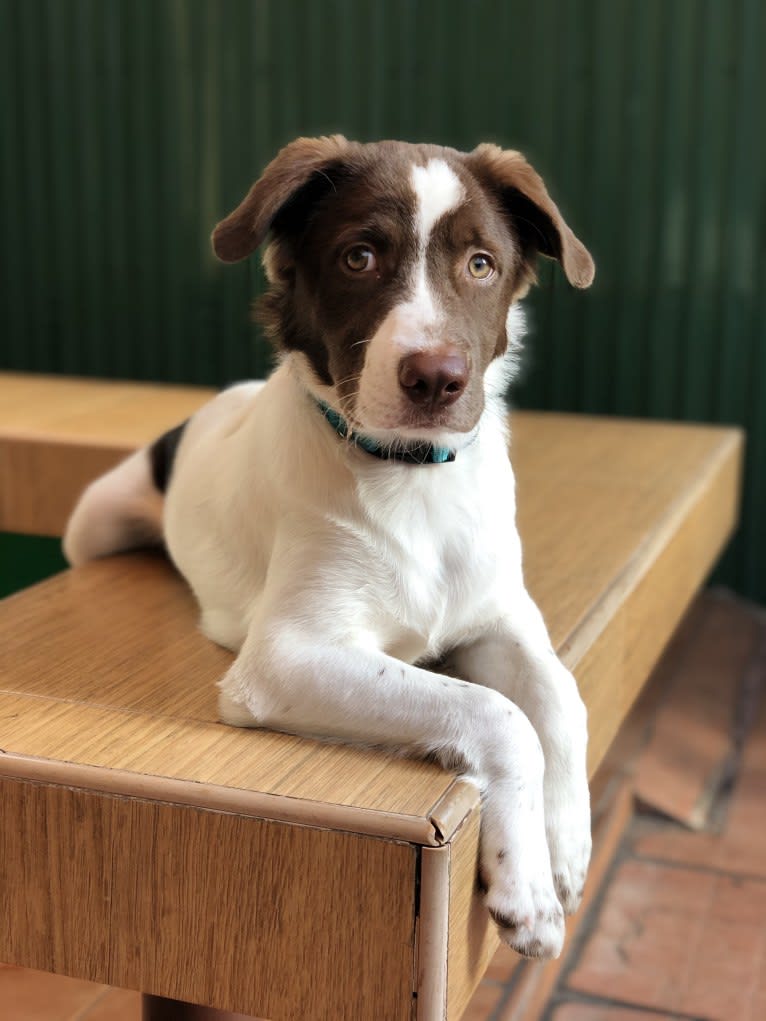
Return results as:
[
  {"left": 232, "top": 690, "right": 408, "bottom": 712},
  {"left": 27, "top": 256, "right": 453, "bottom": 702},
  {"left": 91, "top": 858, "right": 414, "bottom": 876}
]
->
[{"left": 355, "top": 458, "right": 515, "bottom": 660}]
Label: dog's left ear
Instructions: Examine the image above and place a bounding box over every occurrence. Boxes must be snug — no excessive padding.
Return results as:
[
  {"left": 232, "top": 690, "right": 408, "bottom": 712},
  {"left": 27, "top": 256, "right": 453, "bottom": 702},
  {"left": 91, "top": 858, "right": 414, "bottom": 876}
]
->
[
  {"left": 212, "top": 134, "right": 351, "bottom": 263},
  {"left": 466, "top": 144, "right": 595, "bottom": 288}
]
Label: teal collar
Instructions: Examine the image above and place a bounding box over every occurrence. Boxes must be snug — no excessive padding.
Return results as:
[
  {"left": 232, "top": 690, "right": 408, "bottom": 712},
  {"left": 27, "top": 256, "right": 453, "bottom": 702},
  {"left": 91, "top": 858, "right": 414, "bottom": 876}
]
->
[{"left": 315, "top": 400, "right": 456, "bottom": 464}]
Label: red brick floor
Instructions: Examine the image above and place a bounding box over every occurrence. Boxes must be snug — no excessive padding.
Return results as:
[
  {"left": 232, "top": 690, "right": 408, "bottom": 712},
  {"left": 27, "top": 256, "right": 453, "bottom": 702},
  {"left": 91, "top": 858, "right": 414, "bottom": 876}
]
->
[
  {"left": 0, "top": 965, "right": 140, "bottom": 1019},
  {"left": 567, "top": 860, "right": 766, "bottom": 1018},
  {"left": 550, "top": 1008, "right": 678, "bottom": 1021},
  {"left": 3, "top": 591, "right": 765, "bottom": 1020}
]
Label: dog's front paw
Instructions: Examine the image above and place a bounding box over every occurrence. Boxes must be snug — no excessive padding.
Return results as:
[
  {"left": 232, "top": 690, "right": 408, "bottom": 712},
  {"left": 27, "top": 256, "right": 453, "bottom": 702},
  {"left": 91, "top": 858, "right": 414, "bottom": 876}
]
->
[
  {"left": 547, "top": 797, "right": 592, "bottom": 915},
  {"left": 480, "top": 815, "right": 565, "bottom": 959},
  {"left": 217, "top": 689, "right": 260, "bottom": 728},
  {"left": 484, "top": 875, "right": 565, "bottom": 959}
]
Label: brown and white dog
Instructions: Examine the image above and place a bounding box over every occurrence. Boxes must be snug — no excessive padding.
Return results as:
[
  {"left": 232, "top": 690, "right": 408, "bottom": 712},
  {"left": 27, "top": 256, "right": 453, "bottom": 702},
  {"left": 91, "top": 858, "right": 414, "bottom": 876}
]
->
[{"left": 64, "top": 137, "right": 595, "bottom": 959}]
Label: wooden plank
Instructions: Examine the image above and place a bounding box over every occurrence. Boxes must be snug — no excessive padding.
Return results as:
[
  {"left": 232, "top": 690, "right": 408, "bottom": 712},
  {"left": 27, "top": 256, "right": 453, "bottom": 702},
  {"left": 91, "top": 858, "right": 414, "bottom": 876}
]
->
[
  {"left": 0, "top": 376, "right": 744, "bottom": 836},
  {"left": 0, "top": 776, "right": 417, "bottom": 1021},
  {"left": 513, "top": 412, "right": 744, "bottom": 656},
  {"left": 0, "top": 374, "right": 210, "bottom": 535},
  {"left": 0, "top": 374, "right": 746, "bottom": 1017},
  {"left": 0, "top": 555, "right": 457, "bottom": 843},
  {"left": 417, "top": 846, "right": 450, "bottom": 1021},
  {"left": 444, "top": 807, "right": 498, "bottom": 1021},
  {"left": 0, "top": 373, "right": 208, "bottom": 442},
  {"left": 574, "top": 429, "right": 742, "bottom": 774},
  {"left": 0, "top": 435, "right": 128, "bottom": 535}
]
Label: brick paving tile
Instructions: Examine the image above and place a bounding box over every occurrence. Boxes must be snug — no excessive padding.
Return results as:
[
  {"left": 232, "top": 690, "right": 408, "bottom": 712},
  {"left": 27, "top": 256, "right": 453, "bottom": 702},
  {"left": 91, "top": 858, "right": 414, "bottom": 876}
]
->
[
  {"left": 551, "top": 1005, "right": 677, "bottom": 1021},
  {"left": 0, "top": 963, "right": 107, "bottom": 1020},
  {"left": 483, "top": 943, "right": 524, "bottom": 983},
  {"left": 635, "top": 685, "right": 766, "bottom": 878},
  {"left": 79, "top": 987, "right": 141, "bottom": 1020},
  {"left": 633, "top": 593, "right": 759, "bottom": 828},
  {"left": 460, "top": 979, "right": 505, "bottom": 1020},
  {"left": 566, "top": 859, "right": 766, "bottom": 1021}
]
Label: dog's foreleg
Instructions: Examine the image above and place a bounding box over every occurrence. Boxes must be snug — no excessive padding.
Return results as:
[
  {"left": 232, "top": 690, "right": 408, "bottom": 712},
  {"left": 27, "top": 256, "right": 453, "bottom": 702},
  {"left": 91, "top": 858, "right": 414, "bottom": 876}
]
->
[
  {"left": 218, "top": 630, "right": 565, "bottom": 959},
  {"left": 449, "top": 596, "right": 591, "bottom": 916}
]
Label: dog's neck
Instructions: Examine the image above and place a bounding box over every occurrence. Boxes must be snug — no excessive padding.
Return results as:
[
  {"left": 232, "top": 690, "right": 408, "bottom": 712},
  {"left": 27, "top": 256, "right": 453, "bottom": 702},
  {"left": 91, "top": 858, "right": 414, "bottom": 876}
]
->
[
  {"left": 314, "top": 399, "right": 457, "bottom": 465},
  {"left": 282, "top": 349, "right": 512, "bottom": 471}
]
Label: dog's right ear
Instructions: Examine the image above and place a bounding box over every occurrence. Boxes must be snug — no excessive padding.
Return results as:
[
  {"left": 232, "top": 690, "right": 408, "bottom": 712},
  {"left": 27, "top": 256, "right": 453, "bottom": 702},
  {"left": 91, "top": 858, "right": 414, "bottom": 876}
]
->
[{"left": 211, "top": 135, "right": 350, "bottom": 264}]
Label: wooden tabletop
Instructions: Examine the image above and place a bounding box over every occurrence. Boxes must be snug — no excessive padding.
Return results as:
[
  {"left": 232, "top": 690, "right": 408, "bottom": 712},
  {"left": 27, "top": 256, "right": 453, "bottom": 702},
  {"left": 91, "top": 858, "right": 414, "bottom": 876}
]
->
[
  {"left": 0, "top": 373, "right": 744, "bottom": 1019},
  {"left": 0, "top": 371, "right": 744, "bottom": 838}
]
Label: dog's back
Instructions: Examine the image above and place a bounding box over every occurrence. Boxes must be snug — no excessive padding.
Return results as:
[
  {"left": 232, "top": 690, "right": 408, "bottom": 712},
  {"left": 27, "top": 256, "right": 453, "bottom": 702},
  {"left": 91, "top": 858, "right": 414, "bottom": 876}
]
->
[{"left": 62, "top": 381, "right": 263, "bottom": 567}]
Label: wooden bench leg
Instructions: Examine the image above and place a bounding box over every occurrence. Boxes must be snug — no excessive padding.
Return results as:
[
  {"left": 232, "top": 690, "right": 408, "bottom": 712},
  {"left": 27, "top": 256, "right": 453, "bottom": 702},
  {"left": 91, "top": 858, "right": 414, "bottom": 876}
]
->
[{"left": 141, "top": 994, "right": 258, "bottom": 1020}]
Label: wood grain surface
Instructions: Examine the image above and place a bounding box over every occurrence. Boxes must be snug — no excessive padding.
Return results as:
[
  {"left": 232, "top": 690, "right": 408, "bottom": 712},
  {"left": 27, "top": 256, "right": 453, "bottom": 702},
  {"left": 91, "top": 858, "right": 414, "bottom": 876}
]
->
[
  {"left": 445, "top": 808, "right": 498, "bottom": 1021},
  {"left": 0, "top": 373, "right": 744, "bottom": 1018},
  {"left": 0, "top": 777, "right": 417, "bottom": 1020},
  {"left": 0, "top": 374, "right": 743, "bottom": 807},
  {"left": 0, "top": 374, "right": 209, "bottom": 535}
]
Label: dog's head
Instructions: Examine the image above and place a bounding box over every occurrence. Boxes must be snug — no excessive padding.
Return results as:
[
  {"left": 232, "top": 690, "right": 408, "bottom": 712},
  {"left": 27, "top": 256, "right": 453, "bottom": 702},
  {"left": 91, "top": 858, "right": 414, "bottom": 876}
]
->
[{"left": 212, "top": 137, "right": 594, "bottom": 448}]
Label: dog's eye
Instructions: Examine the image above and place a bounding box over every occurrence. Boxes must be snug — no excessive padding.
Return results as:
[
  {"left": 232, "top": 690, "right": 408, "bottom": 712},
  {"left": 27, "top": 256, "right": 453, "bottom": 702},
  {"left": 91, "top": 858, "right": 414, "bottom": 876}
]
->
[
  {"left": 467, "top": 253, "right": 495, "bottom": 280},
  {"left": 343, "top": 245, "right": 377, "bottom": 273}
]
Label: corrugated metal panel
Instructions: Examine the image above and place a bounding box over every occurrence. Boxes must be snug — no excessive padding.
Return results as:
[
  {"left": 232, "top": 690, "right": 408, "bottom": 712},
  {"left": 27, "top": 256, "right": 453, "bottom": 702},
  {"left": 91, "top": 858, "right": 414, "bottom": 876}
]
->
[{"left": 1, "top": 0, "right": 764, "bottom": 599}]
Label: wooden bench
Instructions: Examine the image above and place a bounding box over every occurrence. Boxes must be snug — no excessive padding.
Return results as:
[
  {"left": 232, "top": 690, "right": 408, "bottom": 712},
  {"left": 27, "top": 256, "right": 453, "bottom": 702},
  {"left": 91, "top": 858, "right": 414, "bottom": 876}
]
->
[{"left": 0, "top": 373, "right": 743, "bottom": 1020}]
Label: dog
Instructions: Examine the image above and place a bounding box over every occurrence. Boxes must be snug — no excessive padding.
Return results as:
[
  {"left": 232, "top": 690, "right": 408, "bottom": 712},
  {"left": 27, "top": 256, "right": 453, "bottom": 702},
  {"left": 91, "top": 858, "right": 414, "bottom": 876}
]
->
[{"left": 64, "top": 136, "right": 595, "bottom": 959}]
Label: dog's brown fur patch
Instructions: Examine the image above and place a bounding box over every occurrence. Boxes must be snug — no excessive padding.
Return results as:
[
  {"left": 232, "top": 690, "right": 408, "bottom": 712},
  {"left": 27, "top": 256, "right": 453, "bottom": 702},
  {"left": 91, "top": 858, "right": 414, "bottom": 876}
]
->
[{"left": 213, "top": 138, "right": 594, "bottom": 419}]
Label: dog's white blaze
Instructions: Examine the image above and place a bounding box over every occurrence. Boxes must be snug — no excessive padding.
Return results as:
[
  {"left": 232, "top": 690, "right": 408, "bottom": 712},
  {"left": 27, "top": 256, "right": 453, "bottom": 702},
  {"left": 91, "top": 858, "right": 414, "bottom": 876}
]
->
[
  {"left": 404, "top": 159, "right": 465, "bottom": 329},
  {"left": 411, "top": 159, "right": 465, "bottom": 245},
  {"left": 356, "top": 161, "right": 465, "bottom": 428}
]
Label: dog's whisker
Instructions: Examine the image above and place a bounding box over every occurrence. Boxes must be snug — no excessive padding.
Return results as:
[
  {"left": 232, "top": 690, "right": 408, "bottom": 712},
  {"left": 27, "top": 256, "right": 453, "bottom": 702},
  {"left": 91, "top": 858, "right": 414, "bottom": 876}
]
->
[{"left": 333, "top": 372, "right": 364, "bottom": 393}]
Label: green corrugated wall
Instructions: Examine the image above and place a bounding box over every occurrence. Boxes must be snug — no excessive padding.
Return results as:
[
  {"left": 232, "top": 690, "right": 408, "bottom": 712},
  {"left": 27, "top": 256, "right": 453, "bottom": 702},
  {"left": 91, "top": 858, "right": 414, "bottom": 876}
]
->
[{"left": 1, "top": 0, "right": 765, "bottom": 599}]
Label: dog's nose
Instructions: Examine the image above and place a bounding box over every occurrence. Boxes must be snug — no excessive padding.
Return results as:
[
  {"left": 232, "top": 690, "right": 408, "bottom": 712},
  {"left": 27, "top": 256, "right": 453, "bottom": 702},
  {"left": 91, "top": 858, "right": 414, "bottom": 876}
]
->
[{"left": 398, "top": 350, "right": 469, "bottom": 409}]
